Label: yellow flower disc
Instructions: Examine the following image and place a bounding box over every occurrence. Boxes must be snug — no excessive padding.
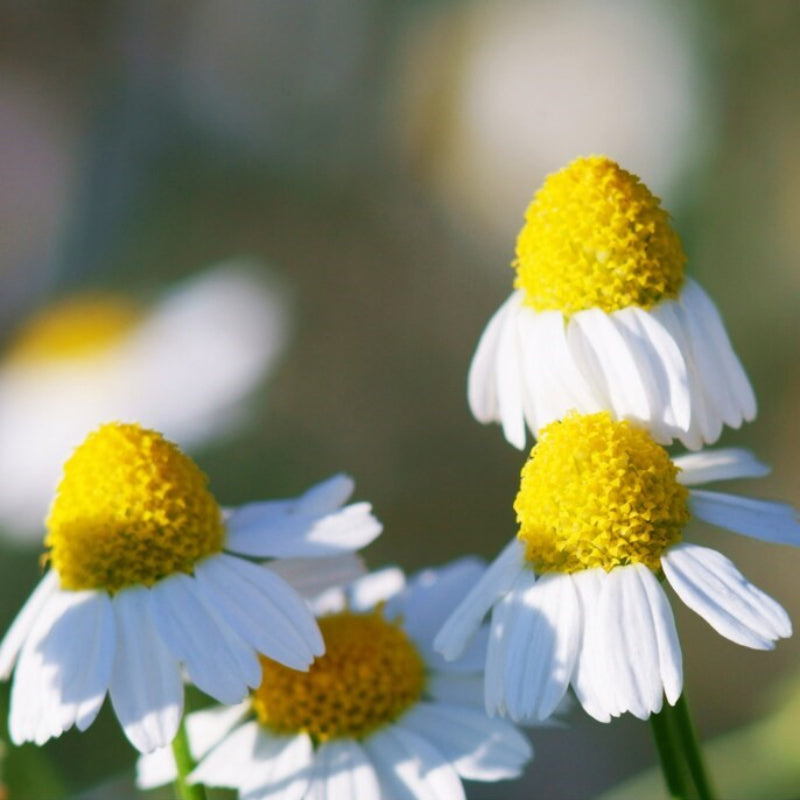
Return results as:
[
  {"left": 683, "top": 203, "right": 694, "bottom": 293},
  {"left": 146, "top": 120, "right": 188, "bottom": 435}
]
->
[
  {"left": 6, "top": 295, "right": 141, "bottom": 364},
  {"left": 46, "top": 422, "right": 224, "bottom": 592},
  {"left": 515, "top": 412, "right": 689, "bottom": 574},
  {"left": 252, "top": 610, "right": 426, "bottom": 742},
  {"left": 514, "top": 155, "right": 686, "bottom": 314}
]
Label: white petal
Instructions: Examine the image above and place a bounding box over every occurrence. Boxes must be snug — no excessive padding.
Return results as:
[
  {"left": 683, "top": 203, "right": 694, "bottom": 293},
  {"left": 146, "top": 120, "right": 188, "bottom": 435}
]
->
[
  {"left": 296, "top": 474, "right": 355, "bottom": 513},
  {"left": 662, "top": 543, "right": 791, "bottom": 649},
  {"left": 500, "top": 571, "right": 580, "bottom": 722},
  {"left": 306, "top": 740, "right": 381, "bottom": 800},
  {"left": 399, "top": 702, "right": 531, "bottom": 781},
  {"left": 0, "top": 570, "right": 59, "bottom": 680},
  {"left": 10, "top": 588, "right": 114, "bottom": 745},
  {"left": 150, "top": 573, "right": 260, "bottom": 704},
  {"left": 226, "top": 500, "right": 382, "bottom": 559},
  {"left": 188, "top": 701, "right": 253, "bottom": 759},
  {"left": 434, "top": 538, "right": 526, "bottom": 661},
  {"left": 136, "top": 745, "right": 178, "bottom": 789},
  {"left": 239, "top": 731, "right": 313, "bottom": 800},
  {"left": 689, "top": 490, "right": 800, "bottom": 547},
  {"left": 674, "top": 449, "right": 770, "bottom": 485},
  {"left": 365, "top": 724, "right": 465, "bottom": 800},
  {"left": 426, "top": 673, "right": 485, "bottom": 708},
  {"left": 495, "top": 294, "right": 528, "bottom": 449},
  {"left": 194, "top": 554, "right": 323, "bottom": 669},
  {"left": 267, "top": 553, "right": 365, "bottom": 600},
  {"left": 108, "top": 587, "right": 183, "bottom": 753},
  {"left": 189, "top": 719, "right": 262, "bottom": 789},
  {"left": 348, "top": 567, "right": 406, "bottom": 612},
  {"left": 485, "top": 586, "right": 513, "bottom": 717}
]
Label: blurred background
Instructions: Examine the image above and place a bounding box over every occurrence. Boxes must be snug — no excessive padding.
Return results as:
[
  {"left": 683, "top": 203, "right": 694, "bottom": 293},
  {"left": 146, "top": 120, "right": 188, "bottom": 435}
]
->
[{"left": 0, "top": 0, "right": 797, "bottom": 798}]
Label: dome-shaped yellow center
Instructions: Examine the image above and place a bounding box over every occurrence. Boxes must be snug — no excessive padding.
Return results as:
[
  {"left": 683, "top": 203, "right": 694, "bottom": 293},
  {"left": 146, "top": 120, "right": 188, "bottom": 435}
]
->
[
  {"left": 515, "top": 412, "right": 689, "bottom": 574},
  {"left": 6, "top": 295, "right": 141, "bottom": 365},
  {"left": 252, "top": 610, "right": 426, "bottom": 742},
  {"left": 513, "top": 156, "right": 686, "bottom": 315},
  {"left": 46, "top": 422, "right": 224, "bottom": 593}
]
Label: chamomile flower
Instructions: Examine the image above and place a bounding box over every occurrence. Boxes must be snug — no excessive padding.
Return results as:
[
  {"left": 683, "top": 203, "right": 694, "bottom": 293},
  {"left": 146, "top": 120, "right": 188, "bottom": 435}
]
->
[
  {"left": 0, "top": 262, "right": 288, "bottom": 538},
  {"left": 469, "top": 155, "right": 755, "bottom": 451},
  {"left": 137, "top": 560, "right": 532, "bottom": 799},
  {"left": 435, "top": 412, "right": 800, "bottom": 723},
  {"left": 0, "top": 422, "right": 382, "bottom": 753}
]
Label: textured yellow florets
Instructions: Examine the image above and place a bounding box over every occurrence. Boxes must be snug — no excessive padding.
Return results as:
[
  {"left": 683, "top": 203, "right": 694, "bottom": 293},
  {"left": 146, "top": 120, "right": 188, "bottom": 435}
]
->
[
  {"left": 46, "top": 422, "right": 224, "bottom": 593},
  {"left": 515, "top": 412, "right": 689, "bottom": 573},
  {"left": 7, "top": 295, "right": 140, "bottom": 364},
  {"left": 514, "top": 155, "right": 686, "bottom": 315},
  {"left": 252, "top": 610, "right": 426, "bottom": 742}
]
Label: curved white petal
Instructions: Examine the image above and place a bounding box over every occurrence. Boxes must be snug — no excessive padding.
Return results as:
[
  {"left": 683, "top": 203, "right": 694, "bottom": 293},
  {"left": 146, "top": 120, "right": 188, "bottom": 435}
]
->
[
  {"left": 0, "top": 570, "right": 59, "bottom": 679},
  {"left": 109, "top": 587, "right": 183, "bottom": 753},
  {"left": 689, "top": 490, "right": 800, "bottom": 547},
  {"left": 305, "top": 740, "right": 381, "bottom": 800},
  {"left": 674, "top": 449, "right": 770, "bottom": 485},
  {"left": 365, "top": 724, "right": 465, "bottom": 800},
  {"left": 348, "top": 567, "right": 406, "bottom": 612},
  {"left": 239, "top": 731, "right": 313, "bottom": 800},
  {"left": 194, "top": 554, "right": 323, "bottom": 669},
  {"left": 434, "top": 538, "right": 526, "bottom": 661},
  {"left": 495, "top": 294, "right": 528, "bottom": 449},
  {"left": 149, "top": 573, "right": 260, "bottom": 704},
  {"left": 399, "top": 702, "right": 532, "bottom": 781},
  {"left": 662, "top": 543, "right": 791, "bottom": 649},
  {"left": 500, "top": 571, "right": 580, "bottom": 722},
  {"left": 189, "top": 719, "right": 262, "bottom": 789},
  {"left": 268, "top": 553, "right": 365, "bottom": 601},
  {"left": 296, "top": 474, "right": 355, "bottom": 513}
]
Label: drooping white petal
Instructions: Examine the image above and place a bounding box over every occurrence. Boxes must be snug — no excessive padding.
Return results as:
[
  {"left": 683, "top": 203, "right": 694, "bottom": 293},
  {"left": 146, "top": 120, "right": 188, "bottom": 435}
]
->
[
  {"left": 348, "top": 567, "right": 406, "bottom": 612},
  {"left": 305, "top": 740, "right": 381, "bottom": 800},
  {"left": 434, "top": 538, "right": 526, "bottom": 661},
  {"left": 662, "top": 543, "right": 791, "bottom": 649},
  {"left": 689, "top": 490, "right": 800, "bottom": 547},
  {"left": 194, "top": 554, "right": 323, "bottom": 669},
  {"left": 268, "top": 553, "right": 365, "bottom": 601},
  {"left": 495, "top": 294, "right": 528, "bottom": 449},
  {"left": 108, "top": 587, "right": 183, "bottom": 753},
  {"left": 10, "top": 588, "right": 114, "bottom": 745},
  {"left": 399, "top": 702, "right": 532, "bottom": 781},
  {"left": 149, "top": 573, "right": 260, "bottom": 704},
  {"left": 500, "top": 571, "right": 580, "bottom": 722},
  {"left": 485, "top": 586, "right": 514, "bottom": 717},
  {"left": 674, "top": 449, "right": 770, "bottom": 485},
  {"left": 365, "top": 724, "right": 466, "bottom": 800},
  {"left": 0, "top": 570, "right": 59, "bottom": 679},
  {"left": 226, "top": 499, "right": 382, "bottom": 559}
]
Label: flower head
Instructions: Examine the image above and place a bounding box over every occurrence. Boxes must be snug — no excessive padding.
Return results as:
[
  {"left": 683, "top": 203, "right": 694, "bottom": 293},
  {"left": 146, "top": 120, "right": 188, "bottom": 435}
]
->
[
  {"left": 436, "top": 412, "right": 799, "bottom": 723},
  {"left": 137, "top": 561, "right": 533, "bottom": 799},
  {"left": 468, "top": 156, "right": 755, "bottom": 450},
  {"left": 0, "top": 422, "right": 382, "bottom": 752}
]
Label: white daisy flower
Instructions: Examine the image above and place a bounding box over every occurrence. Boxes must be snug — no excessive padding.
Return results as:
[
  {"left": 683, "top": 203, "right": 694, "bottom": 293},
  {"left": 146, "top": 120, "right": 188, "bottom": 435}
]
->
[
  {"left": 469, "top": 155, "right": 755, "bottom": 451},
  {"left": 0, "top": 261, "right": 289, "bottom": 539},
  {"left": 0, "top": 422, "right": 382, "bottom": 753},
  {"left": 435, "top": 411, "right": 799, "bottom": 724},
  {"left": 137, "top": 559, "right": 533, "bottom": 799}
]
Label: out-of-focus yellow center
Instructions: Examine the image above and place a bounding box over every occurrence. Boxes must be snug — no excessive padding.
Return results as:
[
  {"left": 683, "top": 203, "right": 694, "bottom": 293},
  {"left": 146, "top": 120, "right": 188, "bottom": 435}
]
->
[
  {"left": 6, "top": 295, "right": 140, "bottom": 364},
  {"left": 46, "top": 422, "right": 224, "bottom": 593},
  {"left": 513, "top": 156, "right": 686, "bottom": 315},
  {"left": 514, "top": 412, "right": 689, "bottom": 574},
  {"left": 252, "top": 610, "right": 426, "bottom": 743}
]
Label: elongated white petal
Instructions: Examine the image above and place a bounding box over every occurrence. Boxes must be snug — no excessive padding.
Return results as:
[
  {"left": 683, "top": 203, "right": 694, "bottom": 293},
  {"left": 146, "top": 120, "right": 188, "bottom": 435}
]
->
[
  {"left": 136, "top": 746, "right": 178, "bottom": 789},
  {"left": 297, "top": 474, "right": 355, "bottom": 513},
  {"left": 268, "top": 554, "right": 365, "bottom": 600},
  {"left": 306, "top": 740, "right": 381, "bottom": 800},
  {"left": 348, "top": 567, "right": 406, "bottom": 612},
  {"left": 674, "top": 449, "right": 770, "bottom": 485},
  {"left": 689, "top": 490, "right": 800, "bottom": 547},
  {"left": 150, "top": 573, "right": 260, "bottom": 704},
  {"left": 495, "top": 294, "right": 528, "bottom": 449},
  {"left": 365, "top": 724, "right": 465, "bottom": 800},
  {"left": 662, "top": 543, "right": 791, "bottom": 649},
  {"left": 485, "top": 585, "right": 514, "bottom": 717},
  {"left": 109, "top": 587, "right": 183, "bottom": 753},
  {"left": 501, "top": 571, "right": 580, "bottom": 722},
  {"left": 434, "top": 538, "right": 526, "bottom": 661},
  {"left": 0, "top": 570, "right": 59, "bottom": 679},
  {"left": 400, "top": 702, "right": 532, "bottom": 781},
  {"left": 239, "top": 732, "right": 313, "bottom": 800},
  {"left": 189, "top": 720, "right": 262, "bottom": 788},
  {"left": 194, "top": 554, "right": 323, "bottom": 669}
]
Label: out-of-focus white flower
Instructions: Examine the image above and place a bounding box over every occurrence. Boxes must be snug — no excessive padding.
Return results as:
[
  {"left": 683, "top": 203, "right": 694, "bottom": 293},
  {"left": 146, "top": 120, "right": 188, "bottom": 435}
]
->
[
  {"left": 0, "top": 422, "right": 382, "bottom": 753},
  {"left": 137, "top": 560, "right": 532, "bottom": 799},
  {"left": 0, "top": 262, "right": 289, "bottom": 538}
]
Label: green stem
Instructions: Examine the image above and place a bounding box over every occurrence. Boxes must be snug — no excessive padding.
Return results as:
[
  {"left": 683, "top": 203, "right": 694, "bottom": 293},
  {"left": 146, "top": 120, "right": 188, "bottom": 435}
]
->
[
  {"left": 171, "top": 717, "right": 207, "bottom": 800},
  {"left": 650, "top": 702, "right": 690, "bottom": 799},
  {"left": 672, "top": 692, "right": 716, "bottom": 800}
]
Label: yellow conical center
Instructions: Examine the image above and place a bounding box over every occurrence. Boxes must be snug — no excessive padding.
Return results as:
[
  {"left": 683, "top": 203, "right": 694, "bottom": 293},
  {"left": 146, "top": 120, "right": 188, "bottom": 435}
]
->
[
  {"left": 252, "top": 610, "right": 426, "bottom": 743},
  {"left": 46, "top": 422, "right": 224, "bottom": 593},
  {"left": 6, "top": 295, "right": 141, "bottom": 365},
  {"left": 514, "top": 412, "right": 689, "bottom": 574},
  {"left": 513, "top": 155, "right": 686, "bottom": 315}
]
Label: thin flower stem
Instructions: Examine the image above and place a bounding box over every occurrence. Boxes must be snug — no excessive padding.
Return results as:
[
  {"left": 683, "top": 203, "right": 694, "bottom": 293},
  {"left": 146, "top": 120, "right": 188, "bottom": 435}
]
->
[
  {"left": 672, "top": 692, "right": 716, "bottom": 800},
  {"left": 171, "top": 717, "right": 207, "bottom": 800},
  {"left": 649, "top": 702, "right": 690, "bottom": 800}
]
